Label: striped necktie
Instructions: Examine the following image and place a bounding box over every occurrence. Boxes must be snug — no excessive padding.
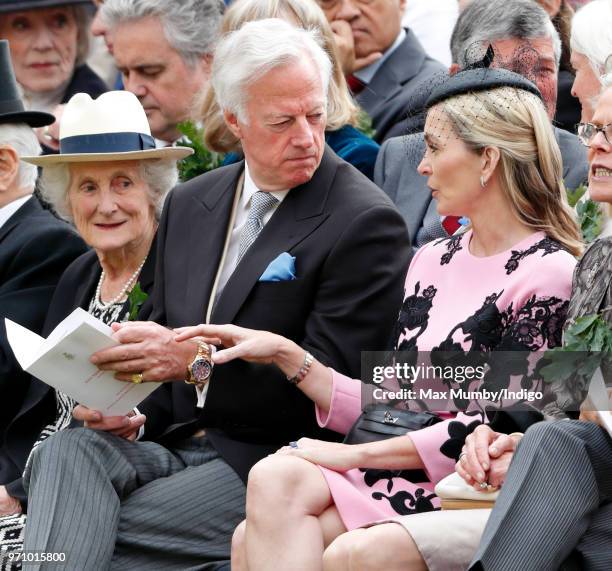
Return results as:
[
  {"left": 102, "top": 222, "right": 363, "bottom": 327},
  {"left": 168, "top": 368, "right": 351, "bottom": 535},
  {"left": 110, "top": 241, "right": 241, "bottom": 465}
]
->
[{"left": 237, "top": 191, "right": 279, "bottom": 262}]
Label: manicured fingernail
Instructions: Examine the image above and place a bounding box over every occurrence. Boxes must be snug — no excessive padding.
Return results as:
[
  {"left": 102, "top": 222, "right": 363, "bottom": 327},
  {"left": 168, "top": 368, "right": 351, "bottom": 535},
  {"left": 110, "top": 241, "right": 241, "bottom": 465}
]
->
[
  {"left": 490, "top": 446, "right": 498, "bottom": 455},
  {"left": 483, "top": 462, "right": 489, "bottom": 470},
  {"left": 477, "top": 472, "right": 485, "bottom": 482}
]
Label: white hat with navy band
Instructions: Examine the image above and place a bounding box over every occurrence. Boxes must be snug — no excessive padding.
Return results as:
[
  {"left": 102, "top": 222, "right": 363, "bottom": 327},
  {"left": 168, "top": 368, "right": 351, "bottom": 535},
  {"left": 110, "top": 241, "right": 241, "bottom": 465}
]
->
[{"left": 22, "top": 91, "right": 194, "bottom": 165}]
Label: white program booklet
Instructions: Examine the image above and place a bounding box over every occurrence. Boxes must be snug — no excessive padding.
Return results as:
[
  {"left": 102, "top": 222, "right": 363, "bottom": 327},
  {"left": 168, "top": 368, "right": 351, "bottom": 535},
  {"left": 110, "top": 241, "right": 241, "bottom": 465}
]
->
[
  {"left": 6, "top": 307, "right": 160, "bottom": 415},
  {"left": 586, "top": 367, "right": 612, "bottom": 438}
]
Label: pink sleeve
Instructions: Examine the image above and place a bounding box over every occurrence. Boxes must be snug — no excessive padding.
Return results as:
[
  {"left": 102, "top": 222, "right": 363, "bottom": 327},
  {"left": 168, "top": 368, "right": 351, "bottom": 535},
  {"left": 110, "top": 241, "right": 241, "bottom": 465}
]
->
[
  {"left": 407, "top": 413, "right": 485, "bottom": 485},
  {"left": 315, "top": 369, "right": 362, "bottom": 435}
]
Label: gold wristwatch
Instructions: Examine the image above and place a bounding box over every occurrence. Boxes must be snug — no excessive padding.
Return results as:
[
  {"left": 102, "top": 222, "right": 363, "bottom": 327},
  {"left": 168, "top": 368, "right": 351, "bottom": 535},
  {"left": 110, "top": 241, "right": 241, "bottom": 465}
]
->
[{"left": 185, "top": 341, "right": 213, "bottom": 388}]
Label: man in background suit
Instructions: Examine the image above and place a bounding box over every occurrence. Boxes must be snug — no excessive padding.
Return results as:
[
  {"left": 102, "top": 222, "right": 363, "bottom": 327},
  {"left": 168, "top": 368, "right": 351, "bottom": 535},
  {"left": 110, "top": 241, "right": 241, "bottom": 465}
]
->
[
  {"left": 317, "top": 0, "right": 445, "bottom": 143},
  {"left": 0, "top": 40, "right": 86, "bottom": 517},
  {"left": 23, "top": 20, "right": 411, "bottom": 569},
  {"left": 375, "top": 0, "right": 589, "bottom": 248}
]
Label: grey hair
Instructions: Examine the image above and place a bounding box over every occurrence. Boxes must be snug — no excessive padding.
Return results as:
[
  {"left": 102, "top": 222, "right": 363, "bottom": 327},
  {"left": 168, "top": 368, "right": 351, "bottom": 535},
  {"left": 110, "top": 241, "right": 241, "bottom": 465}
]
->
[
  {"left": 0, "top": 124, "right": 41, "bottom": 191},
  {"left": 451, "top": 0, "right": 562, "bottom": 69},
  {"left": 101, "top": 0, "right": 225, "bottom": 66},
  {"left": 39, "top": 159, "right": 178, "bottom": 221},
  {"left": 74, "top": 5, "right": 91, "bottom": 66},
  {"left": 571, "top": 0, "right": 612, "bottom": 75},
  {"left": 211, "top": 18, "right": 332, "bottom": 123}
]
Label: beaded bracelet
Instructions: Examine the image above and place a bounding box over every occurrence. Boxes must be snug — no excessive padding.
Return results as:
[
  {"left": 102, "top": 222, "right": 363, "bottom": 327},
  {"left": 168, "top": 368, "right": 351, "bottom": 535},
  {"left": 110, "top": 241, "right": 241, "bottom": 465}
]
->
[{"left": 287, "top": 351, "right": 314, "bottom": 385}]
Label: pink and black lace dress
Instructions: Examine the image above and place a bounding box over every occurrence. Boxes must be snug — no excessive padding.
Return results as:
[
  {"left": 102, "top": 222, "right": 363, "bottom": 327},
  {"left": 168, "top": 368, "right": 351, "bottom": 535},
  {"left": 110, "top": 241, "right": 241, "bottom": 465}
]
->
[{"left": 314, "top": 230, "right": 576, "bottom": 530}]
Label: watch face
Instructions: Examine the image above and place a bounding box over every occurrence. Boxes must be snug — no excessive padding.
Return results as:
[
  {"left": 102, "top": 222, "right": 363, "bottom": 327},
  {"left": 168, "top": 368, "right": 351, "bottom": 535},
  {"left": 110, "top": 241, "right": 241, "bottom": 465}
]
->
[{"left": 192, "top": 358, "right": 212, "bottom": 383}]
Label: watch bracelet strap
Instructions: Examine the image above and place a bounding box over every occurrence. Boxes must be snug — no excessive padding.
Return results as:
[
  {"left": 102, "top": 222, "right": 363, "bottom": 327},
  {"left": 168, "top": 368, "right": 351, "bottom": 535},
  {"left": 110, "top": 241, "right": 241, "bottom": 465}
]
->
[
  {"left": 184, "top": 341, "right": 212, "bottom": 387},
  {"left": 287, "top": 351, "right": 314, "bottom": 385}
]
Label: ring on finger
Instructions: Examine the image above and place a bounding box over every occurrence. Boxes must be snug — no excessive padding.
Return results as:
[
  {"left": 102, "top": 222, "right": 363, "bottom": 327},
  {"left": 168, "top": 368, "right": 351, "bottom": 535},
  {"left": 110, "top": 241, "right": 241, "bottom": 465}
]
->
[
  {"left": 289, "top": 441, "right": 298, "bottom": 449},
  {"left": 459, "top": 452, "right": 467, "bottom": 462},
  {"left": 131, "top": 372, "right": 144, "bottom": 384}
]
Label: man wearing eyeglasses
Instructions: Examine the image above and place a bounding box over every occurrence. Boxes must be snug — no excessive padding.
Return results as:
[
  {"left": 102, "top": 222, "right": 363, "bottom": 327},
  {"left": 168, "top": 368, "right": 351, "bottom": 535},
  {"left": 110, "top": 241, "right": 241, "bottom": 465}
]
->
[{"left": 318, "top": 0, "right": 445, "bottom": 143}]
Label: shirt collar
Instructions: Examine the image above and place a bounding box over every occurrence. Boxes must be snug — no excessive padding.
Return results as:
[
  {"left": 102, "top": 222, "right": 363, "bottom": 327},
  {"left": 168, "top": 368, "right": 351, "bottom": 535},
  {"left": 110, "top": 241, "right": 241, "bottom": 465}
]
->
[
  {"left": 0, "top": 194, "right": 32, "bottom": 230},
  {"left": 243, "top": 161, "right": 290, "bottom": 208},
  {"left": 353, "top": 29, "right": 406, "bottom": 85}
]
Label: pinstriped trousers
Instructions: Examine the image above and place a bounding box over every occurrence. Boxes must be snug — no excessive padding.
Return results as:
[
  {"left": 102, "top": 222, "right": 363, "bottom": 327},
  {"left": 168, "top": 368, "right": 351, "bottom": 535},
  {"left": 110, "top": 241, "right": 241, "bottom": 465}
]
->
[
  {"left": 21, "top": 428, "right": 246, "bottom": 571},
  {"left": 470, "top": 421, "right": 612, "bottom": 571}
]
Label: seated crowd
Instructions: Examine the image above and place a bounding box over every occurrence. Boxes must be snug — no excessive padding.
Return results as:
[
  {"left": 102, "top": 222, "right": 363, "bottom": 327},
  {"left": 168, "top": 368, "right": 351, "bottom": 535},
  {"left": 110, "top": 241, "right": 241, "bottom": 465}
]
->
[{"left": 0, "top": 0, "right": 610, "bottom": 570}]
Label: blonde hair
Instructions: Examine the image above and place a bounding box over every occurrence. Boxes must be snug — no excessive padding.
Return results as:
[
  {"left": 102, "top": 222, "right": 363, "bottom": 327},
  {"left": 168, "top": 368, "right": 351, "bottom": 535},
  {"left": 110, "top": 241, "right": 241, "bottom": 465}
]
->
[
  {"left": 440, "top": 86, "right": 583, "bottom": 257},
  {"left": 201, "top": 0, "right": 359, "bottom": 153}
]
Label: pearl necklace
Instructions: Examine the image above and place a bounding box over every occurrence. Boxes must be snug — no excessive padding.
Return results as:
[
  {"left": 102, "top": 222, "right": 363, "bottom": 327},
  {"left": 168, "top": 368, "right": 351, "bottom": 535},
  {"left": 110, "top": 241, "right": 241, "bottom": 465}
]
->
[{"left": 96, "top": 257, "right": 147, "bottom": 306}]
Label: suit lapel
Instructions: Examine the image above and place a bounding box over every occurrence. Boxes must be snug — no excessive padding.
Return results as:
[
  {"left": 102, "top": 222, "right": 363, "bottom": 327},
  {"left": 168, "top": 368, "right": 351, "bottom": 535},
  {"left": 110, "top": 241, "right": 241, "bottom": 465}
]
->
[
  {"left": 358, "top": 30, "right": 426, "bottom": 116},
  {"left": 184, "top": 163, "right": 245, "bottom": 322},
  {"left": 211, "top": 148, "right": 338, "bottom": 325}
]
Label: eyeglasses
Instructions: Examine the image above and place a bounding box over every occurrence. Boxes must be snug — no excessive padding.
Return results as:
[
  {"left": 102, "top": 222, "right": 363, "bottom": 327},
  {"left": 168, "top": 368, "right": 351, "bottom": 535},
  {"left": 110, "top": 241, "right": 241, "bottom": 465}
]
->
[{"left": 576, "top": 122, "right": 612, "bottom": 147}]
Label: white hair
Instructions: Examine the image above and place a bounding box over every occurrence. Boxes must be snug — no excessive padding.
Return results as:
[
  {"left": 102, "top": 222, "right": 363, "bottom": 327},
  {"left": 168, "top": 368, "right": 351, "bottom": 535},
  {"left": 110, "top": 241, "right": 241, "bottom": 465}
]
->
[
  {"left": 571, "top": 0, "right": 612, "bottom": 78},
  {"left": 101, "top": 0, "right": 224, "bottom": 66},
  {"left": 39, "top": 159, "right": 178, "bottom": 222},
  {"left": 0, "top": 124, "right": 41, "bottom": 191},
  {"left": 211, "top": 18, "right": 332, "bottom": 122}
]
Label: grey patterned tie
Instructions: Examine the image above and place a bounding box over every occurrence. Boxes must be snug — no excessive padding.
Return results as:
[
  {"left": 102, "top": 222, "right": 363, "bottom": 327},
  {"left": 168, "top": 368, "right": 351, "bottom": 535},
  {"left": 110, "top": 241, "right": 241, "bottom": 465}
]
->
[{"left": 237, "top": 191, "right": 279, "bottom": 262}]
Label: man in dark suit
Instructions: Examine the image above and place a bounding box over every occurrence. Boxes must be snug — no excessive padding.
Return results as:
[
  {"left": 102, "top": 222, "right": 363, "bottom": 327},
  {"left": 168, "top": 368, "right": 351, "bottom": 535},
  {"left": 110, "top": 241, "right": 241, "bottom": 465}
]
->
[
  {"left": 22, "top": 20, "right": 411, "bottom": 569},
  {"left": 0, "top": 39, "right": 87, "bottom": 517},
  {"left": 375, "top": 0, "right": 589, "bottom": 248},
  {"left": 316, "top": 0, "right": 445, "bottom": 143}
]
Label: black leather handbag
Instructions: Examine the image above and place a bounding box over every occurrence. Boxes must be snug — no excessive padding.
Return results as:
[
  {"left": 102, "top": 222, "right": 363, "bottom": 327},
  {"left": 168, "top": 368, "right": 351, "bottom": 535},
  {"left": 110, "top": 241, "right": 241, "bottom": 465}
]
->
[{"left": 343, "top": 403, "right": 442, "bottom": 445}]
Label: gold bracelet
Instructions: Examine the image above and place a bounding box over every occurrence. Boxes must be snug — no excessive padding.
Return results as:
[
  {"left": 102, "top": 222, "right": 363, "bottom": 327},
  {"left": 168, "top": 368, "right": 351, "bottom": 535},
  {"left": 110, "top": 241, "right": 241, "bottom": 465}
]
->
[{"left": 287, "top": 351, "right": 314, "bottom": 385}]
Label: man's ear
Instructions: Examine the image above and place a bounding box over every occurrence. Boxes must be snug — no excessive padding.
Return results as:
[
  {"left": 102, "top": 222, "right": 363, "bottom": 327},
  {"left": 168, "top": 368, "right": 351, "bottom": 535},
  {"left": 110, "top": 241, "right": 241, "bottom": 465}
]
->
[
  {"left": 481, "top": 146, "right": 501, "bottom": 184},
  {"left": 223, "top": 110, "right": 243, "bottom": 140},
  {"left": 0, "top": 146, "right": 20, "bottom": 193},
  {"left": 449, "top": 63, "right": 461, "bottom": 76}
]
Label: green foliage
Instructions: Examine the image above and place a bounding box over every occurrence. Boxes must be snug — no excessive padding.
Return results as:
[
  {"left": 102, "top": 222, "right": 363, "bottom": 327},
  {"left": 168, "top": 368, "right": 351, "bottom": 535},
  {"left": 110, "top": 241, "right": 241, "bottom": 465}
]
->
[
  {"left": 566, "top": 184, "right": 604, "bottom": 243},
  {"left": 176, "top": 121, "right": 224, "bottom": 181},
  {"left": 356, "top": 109, "right": 376, "bottom": 139},
  {"left": 541, "top": 314, "right": 612, "bottom": 383},
  {"left": 127, "top": 283, "right": 148, "bottom": 321},
  {"left": 566, "top": 184, "right": 587, "bottom": 208}
]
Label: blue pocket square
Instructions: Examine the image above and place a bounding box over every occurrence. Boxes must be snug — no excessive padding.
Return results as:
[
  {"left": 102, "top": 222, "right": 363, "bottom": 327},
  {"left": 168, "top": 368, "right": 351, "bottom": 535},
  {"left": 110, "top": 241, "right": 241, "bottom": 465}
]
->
[{"left": 259, "top": 252, "right": 296, "bottom": 282}]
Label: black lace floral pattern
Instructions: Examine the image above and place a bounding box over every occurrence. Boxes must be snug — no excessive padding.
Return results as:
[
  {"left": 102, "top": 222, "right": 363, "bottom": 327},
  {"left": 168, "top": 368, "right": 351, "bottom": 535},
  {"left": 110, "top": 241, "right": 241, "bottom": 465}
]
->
[
  {"left": 437, "top": 234, "right": 464, "bottom": 265},
  {"left": 393, "top": 282, "right": 437, "bottom": 350},
  {"left": 504, "top": 237, "right": 565, "bottom": 275}
]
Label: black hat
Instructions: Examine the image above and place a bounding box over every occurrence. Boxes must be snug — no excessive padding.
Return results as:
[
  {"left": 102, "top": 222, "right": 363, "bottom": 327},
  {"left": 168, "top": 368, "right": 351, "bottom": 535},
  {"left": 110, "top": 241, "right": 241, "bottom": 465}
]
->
[
  {"left": 0, "top": 39, "right": 55, "bottom": 127},
  {"left": 426, "top": 47, "right": 543, "bottom": 110},
  {"left": 0, "top": 0, "right": 91, "bottom": 12}
]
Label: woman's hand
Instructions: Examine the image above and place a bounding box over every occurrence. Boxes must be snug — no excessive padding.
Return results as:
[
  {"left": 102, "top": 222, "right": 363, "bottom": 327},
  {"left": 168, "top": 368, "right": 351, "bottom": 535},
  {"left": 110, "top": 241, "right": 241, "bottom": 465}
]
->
[
  {"left": 174, "top": 324, "right": 287, "bottom": 366},
  {"left": 73, "top": 404, "right": 145, "bottom": 440},
  {"left": 275, "top": 437, "right": 366, "bottom": 472},
  {"left": 455, "top": 424, "right": 521, "bottom": 491},
  {"left": 0, "top": 485, "right": 22, "bottom": 517}
]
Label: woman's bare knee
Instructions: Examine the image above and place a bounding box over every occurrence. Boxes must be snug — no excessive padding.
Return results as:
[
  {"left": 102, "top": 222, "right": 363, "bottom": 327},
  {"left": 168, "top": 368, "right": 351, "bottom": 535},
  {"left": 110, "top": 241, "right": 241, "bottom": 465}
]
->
[
  {"left": 246, "top": 455, "right": 330, "bottom": 520},
  {"left": 324, "top": 524, "right": 426, "bottom": 571},
  {"left": 231, "top": 520, "right": 247, "bottom": 571}
]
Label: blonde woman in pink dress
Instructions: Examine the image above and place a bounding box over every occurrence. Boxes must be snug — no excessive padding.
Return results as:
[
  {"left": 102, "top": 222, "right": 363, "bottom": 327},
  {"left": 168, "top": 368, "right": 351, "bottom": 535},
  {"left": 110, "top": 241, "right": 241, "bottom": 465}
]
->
[{"left": 176, "top": 67, "right": 583, "bottom": 571}]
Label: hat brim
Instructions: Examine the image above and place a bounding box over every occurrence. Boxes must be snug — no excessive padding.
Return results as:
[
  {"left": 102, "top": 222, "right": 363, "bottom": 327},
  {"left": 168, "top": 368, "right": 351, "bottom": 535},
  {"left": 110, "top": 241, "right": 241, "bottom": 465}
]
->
[
  {"left": 0, "top": 110, "right": 55, "bottom": 128},
  {"left": 0, "top": 0, "right": 92, "bottom": 12},
  {"left": 22, "top": 146, "right": 194, "bottom": 165}
]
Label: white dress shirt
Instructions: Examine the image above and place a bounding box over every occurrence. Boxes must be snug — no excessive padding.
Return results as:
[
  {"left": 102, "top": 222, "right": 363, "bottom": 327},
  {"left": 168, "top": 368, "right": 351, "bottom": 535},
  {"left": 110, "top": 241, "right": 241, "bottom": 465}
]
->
[{"left": 0, "top": 195, "right": 32, "bottom": 230}]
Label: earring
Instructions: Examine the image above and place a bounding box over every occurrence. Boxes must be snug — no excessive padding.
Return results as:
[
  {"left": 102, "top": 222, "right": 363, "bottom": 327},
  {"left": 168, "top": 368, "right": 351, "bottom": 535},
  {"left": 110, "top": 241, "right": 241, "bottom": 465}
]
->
[{"left": 480, "top": 176, "right": 486, "bottom": 188}]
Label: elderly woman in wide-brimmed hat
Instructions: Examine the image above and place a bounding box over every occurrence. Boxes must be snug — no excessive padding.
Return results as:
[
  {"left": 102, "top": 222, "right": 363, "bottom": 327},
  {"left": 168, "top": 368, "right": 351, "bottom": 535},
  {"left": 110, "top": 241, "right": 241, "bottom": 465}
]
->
[
  {"left": 0, "top": 89, "right": 191, "bottom": 552},
  {"left": 0, "top": 0, "right": 109, "bottom": 152}
]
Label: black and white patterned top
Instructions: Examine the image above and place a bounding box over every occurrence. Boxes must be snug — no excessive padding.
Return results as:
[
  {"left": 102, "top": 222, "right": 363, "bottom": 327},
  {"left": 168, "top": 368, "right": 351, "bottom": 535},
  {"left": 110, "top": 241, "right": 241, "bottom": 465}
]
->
[{"left": 30, "top": 294, "right": 128, "bottom": 453}]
